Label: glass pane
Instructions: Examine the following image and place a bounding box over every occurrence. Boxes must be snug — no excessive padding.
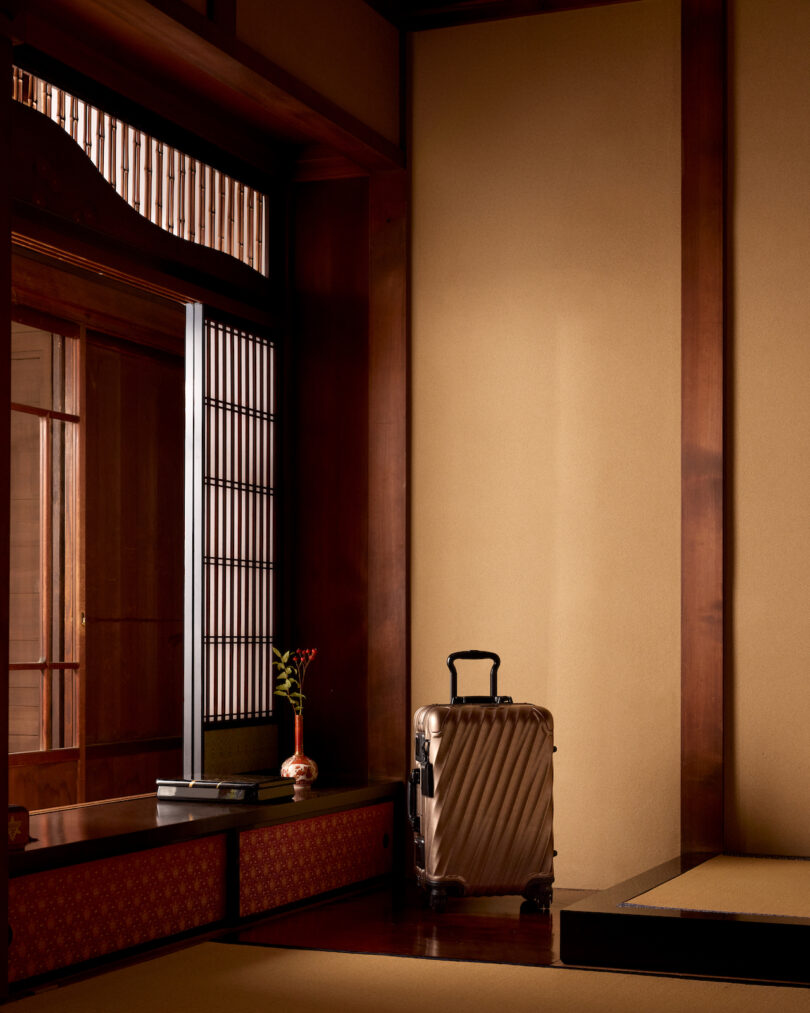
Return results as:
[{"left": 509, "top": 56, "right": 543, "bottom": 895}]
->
[
  {"left": 8, "top": 667, "right": 78, "bottom": 752},
  {"left": 9, "top": 411, "right": 44, "bottom": 664},
  {"left": 10, "top": 323, "right": 74, "bottom": 414},
  {"left": 11, "top": 322, "right": 54, "bottom": 410},
  {"left": 9, "top": 669, "right": 42, "bottom": 753},
  {"left": 51, "top": 419, "right": 77, "bottom": 663},
  {"left": 48, "top": 667, "right": 78, "bottom": 750}
]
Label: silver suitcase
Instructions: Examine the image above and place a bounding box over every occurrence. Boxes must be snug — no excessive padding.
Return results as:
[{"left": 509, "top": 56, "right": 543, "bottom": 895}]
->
[{"left": 407, "top": 651, "right": 554, "bottom": 912}]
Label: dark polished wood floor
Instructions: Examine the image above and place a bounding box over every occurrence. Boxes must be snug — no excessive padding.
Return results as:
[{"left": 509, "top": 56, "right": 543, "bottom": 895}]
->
[{"left": 223, "top": 882, "right": 592, "bottom": 966}]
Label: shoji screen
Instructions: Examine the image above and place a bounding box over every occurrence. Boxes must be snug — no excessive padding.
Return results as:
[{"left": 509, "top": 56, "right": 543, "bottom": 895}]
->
[{"left": 184, "top": 304, "right": 275, "bottom": 779}]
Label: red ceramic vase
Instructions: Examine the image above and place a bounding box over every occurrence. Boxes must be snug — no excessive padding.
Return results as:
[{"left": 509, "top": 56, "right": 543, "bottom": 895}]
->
[{"left": 281, "top": 714, "right": 318, "bottom": 799}]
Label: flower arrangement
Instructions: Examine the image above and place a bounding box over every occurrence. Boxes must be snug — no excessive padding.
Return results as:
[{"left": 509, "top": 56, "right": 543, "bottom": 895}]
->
[{"left": 273, "top": 646, "right": 317, "bottom": 716}]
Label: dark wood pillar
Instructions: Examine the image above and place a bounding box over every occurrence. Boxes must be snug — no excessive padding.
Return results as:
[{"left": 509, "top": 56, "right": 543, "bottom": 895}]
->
[
  {"left": 368, "top": 169, "right": 409, "bottom": 781},
  {"left": 680, "top": 0, "right": 727, "bottom": 854},
  {"left": 1, "top": 27, "right": 12, "bottom": 1004},
  {"left": 290, "top": 177, "right": 370, "bottom": 784}
]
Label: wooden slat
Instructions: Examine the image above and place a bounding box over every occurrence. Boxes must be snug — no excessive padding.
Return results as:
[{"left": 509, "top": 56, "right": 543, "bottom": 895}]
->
[
  {"left": 206, "top": 322, "right": 213, "bottom": 719},
  {"left": 249, "top": 380, "right": 256, "bottom": 712},
  {"left": 681, "top": 0, "right": 726, "bottom": 854},
  {"left": 234, "top": 327, "right": 243, "bottom": 716},
  {"left": 75, "top": 326, "right": 86, "bottom": 799},
  {"left": 40, "top": 410, "right": 51, "bottom": 750},
  {"left": 260, "top": 333, "right": 270, "bottom": 714},
  {"left": 226, "top": 325, "right": 236, "bottom": 717}
]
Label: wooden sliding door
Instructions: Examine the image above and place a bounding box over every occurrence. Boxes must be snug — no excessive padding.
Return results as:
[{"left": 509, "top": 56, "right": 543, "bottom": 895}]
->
[{"left": 9, "top": 251, "right": 186, "bottom": 809}]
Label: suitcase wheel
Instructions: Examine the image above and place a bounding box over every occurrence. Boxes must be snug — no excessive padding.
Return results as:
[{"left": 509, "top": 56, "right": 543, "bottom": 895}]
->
[
  {"left": 428, "top": 887, "right": 448, "bottom": 913},
  {"left": 521, "top": 885, "right": 553, "bottom": 914}
]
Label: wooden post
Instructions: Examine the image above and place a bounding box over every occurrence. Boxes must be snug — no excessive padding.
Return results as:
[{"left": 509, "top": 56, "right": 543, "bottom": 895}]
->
[
  {"left": 1, "top": 27, "right": 12, "bottom": 1004},
  {"left": 681, "top": 0, "right": 726, "bottom": 854},
  {"left": 368, "top": 169, "right": 409, "bottom": 781}
]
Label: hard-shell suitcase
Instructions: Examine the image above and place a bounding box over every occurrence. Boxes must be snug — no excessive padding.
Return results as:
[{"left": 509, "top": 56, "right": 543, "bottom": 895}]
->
[{"left": 407, "top": 650, "right": 554, "bottom": 912}]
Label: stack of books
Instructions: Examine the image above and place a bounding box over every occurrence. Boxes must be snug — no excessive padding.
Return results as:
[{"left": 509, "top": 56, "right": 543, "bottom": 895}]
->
[{"left": 156, "top": 775, "right": 295, "bottom": 803}]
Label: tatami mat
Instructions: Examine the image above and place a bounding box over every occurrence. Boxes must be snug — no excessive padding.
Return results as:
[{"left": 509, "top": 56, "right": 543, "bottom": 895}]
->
[
  {"left": 626, "top": 855, "right": 810, "bottom": 918},
  {"left": 7, "top": 941, "right": 810, "bottom": 1013}
]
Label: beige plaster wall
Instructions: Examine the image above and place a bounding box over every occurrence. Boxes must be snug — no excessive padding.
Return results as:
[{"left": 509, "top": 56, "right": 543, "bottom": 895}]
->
[
  {"left": 727, "top": 0, "right": 810, "bottom": 855},
  {"left": 410, "top": 0, "right": 682, "bottom": 890},
  {"left": 236, "top": 0, "right": 400, "bottom": 145}
]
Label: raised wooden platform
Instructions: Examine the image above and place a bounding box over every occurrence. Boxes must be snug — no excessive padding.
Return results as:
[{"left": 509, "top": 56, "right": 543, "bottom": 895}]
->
[
  {"left": 10, "top": 782, "right": 398, "bottom": 875},
  {"left": 560, "top": 854, "right": 810, "bottom": 984},
  {"left": 8, "top": 782, "right": 400, "bottom": 988}
]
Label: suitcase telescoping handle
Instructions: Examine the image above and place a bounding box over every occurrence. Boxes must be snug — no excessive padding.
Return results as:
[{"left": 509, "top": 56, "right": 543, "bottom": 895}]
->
[{"left": 447, "top": 650, "right": 512, "bottom": 704}]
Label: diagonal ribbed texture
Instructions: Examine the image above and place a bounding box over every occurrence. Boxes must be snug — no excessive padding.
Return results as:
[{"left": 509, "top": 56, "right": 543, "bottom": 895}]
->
[{"left": 421, "top": 704, "right": 553, "bottom": 895}]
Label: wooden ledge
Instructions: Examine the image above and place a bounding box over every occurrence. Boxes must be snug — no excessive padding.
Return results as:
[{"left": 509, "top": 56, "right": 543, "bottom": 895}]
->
[
  {"left": 560, "top": 854, "right": 810, "bottom": 984},
  {"left": 10, "top": 781, "right": 401, "bottom": 878}
]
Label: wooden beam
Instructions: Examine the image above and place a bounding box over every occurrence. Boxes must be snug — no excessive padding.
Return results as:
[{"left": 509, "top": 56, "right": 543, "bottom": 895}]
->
[
  {"left": 19, "top": 0, "right": 404, "bottom": 173},
  {"left": 681, "top": 0, "right": 726, "bottom": 854},
  {"left": 365, "top": 0, "right": 639, "bottom": 31}
]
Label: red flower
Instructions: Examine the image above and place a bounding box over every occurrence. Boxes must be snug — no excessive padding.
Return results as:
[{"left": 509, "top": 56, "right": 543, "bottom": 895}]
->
[{"left": 273, "top": 645, "right": 318, "bottom": 716}]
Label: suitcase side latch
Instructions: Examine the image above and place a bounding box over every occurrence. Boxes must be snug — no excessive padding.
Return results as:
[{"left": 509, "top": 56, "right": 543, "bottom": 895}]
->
[
  {"left": 407, "top": 768, "right": 421, "bottom": 832},
  {"left": 407, "top": 735, "right": 435, "bottom": 835},
  {"left": 415, "top": 733, "right": 435, "bottom": 798}
]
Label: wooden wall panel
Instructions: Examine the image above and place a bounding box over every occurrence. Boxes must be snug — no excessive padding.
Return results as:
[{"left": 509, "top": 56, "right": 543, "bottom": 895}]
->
[
  {"left": 84, "top": 741, "right": 182, "bottom": 800},
  {"left": 681, "top": 0, "right": 726, "bottom": 854},
  {"left": 83, "top": 335, "right": 184, "bottom": 799},
  {"left": 289, "top": 178, "right": 370, "bottom": 784},
  {"left": 8, "top": 754, "right": 78, "bottom": 812}
]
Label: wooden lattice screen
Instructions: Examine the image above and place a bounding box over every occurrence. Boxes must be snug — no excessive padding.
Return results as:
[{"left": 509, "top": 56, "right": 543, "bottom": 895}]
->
[
  {"left": 185, "top": 306, "right": 275, "bottom": 777},
  {"left": 12, "top": 67, "right": 269, "bottom": 276}
]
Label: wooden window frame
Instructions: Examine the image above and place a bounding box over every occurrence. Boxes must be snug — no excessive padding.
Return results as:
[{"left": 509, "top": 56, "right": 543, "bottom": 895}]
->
[{"left": 9, "top": 311, "right": 82, "bottom": 759}]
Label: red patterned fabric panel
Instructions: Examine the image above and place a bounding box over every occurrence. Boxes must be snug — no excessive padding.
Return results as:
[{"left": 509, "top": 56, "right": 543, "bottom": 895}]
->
[
  {"left": 240, "top": 802, "right": 394, "bottom": 917},
  {"left": 8, "top": 835, "right": 227, "bottom": 982}
]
